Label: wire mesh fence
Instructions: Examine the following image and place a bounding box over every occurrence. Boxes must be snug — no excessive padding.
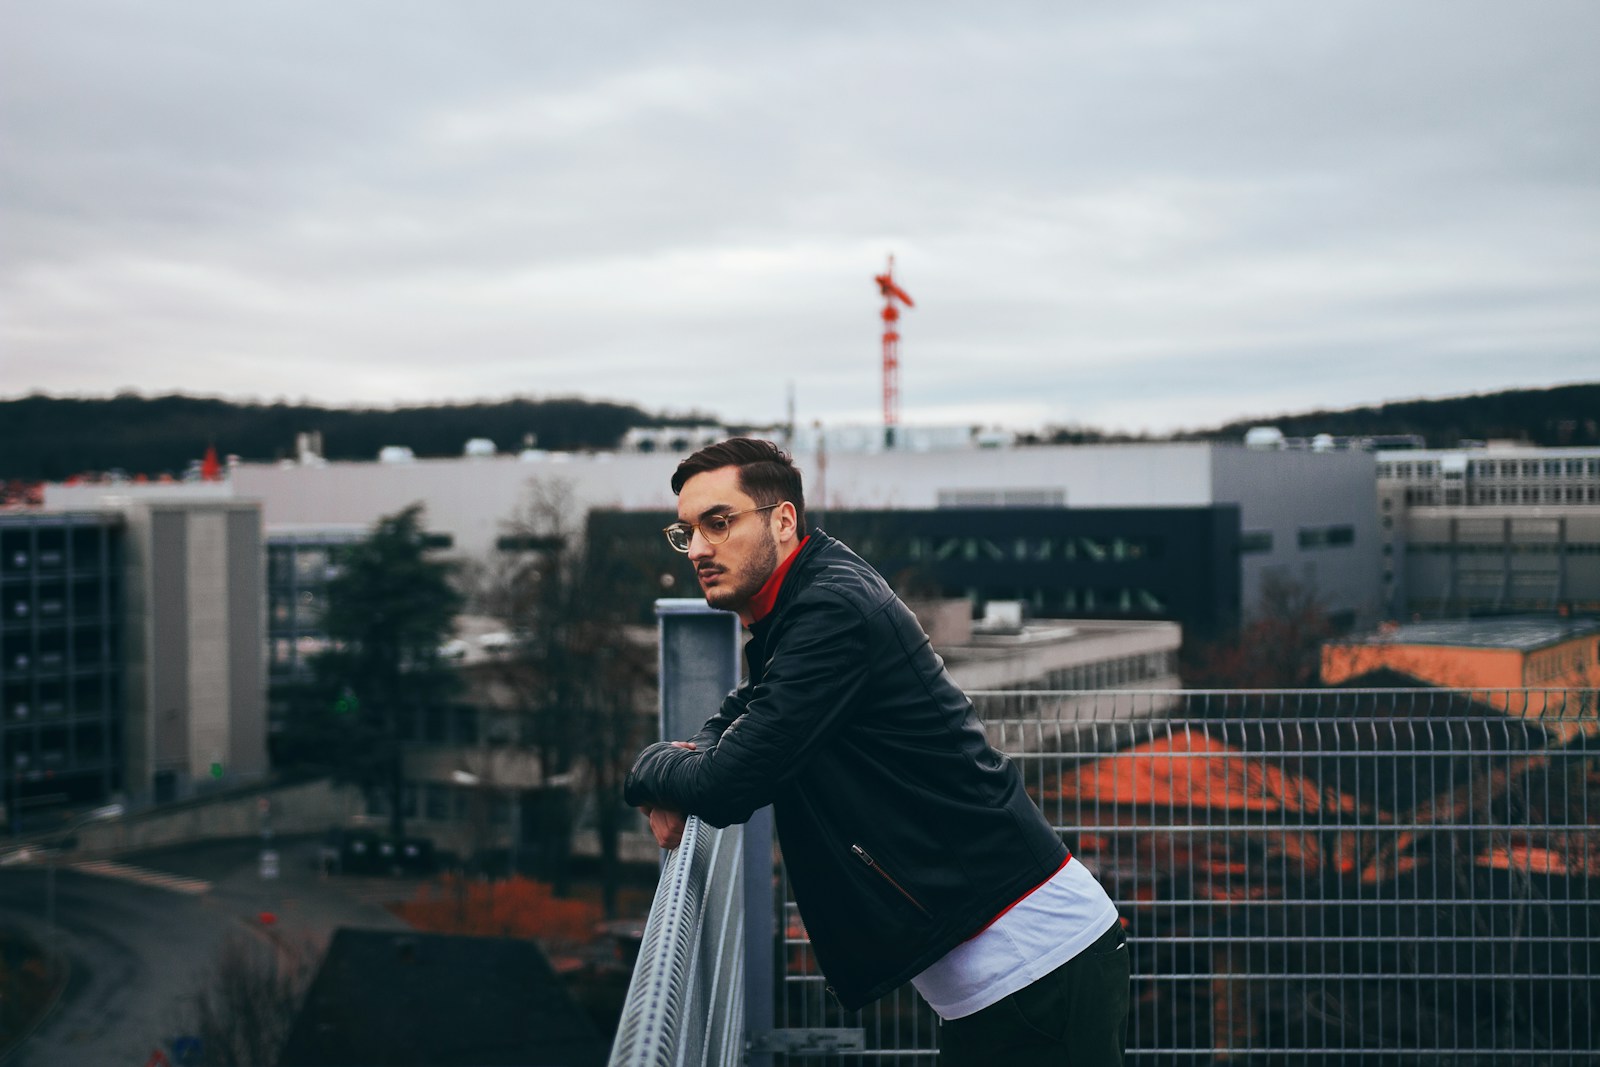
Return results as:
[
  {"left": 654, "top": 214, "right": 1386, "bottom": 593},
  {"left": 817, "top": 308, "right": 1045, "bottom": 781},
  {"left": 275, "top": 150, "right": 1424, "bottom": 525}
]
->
[{"left": 775, "top": 688, "right": 1599, "bottom": 1066}]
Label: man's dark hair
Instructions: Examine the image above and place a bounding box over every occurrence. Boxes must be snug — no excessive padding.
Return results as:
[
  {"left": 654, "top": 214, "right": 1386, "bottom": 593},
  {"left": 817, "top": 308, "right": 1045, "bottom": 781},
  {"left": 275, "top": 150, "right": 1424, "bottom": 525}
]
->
[{"left": 672, "top": 437, "right": 807, "bottom": 531}]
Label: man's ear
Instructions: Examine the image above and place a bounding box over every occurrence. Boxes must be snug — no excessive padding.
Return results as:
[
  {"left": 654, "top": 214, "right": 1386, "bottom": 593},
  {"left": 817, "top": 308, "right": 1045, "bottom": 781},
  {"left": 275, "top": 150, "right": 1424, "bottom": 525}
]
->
[{"left": 775, "top": 501, "right": 800, "bottom": 542}]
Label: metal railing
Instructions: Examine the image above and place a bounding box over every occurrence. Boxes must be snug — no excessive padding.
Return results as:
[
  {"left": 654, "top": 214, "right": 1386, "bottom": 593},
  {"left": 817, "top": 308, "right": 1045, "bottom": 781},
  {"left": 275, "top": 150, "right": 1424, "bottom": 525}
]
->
[
  {"left": 610, "top": 814, "right": 746, "bottom": 1067},
  {"left": 613, "top": 677, "right": 1599, "bottom": 1064}
]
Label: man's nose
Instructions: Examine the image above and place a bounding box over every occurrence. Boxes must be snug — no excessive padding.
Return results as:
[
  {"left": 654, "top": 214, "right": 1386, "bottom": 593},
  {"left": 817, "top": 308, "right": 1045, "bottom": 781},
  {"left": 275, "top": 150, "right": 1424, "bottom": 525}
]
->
[{"left": 686, "top": 530, "right": 713, "bottom": 561}]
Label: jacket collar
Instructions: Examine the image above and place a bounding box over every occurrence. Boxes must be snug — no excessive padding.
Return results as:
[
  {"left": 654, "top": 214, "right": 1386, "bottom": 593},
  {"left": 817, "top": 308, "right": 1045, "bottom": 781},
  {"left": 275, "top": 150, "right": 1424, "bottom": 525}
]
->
[
  {"left": 743, "top": 534, "right": 810, "bottom": 625},
  {"left": 747, "top": 529, "right": 827, "bottom": 632}
]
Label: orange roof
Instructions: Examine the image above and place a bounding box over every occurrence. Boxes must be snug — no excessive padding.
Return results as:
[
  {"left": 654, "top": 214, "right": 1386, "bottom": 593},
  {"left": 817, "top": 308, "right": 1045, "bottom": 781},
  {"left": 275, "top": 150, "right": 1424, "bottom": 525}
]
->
[{"left": 1049, "top": 728, "right": 1358, "bottom": 816}]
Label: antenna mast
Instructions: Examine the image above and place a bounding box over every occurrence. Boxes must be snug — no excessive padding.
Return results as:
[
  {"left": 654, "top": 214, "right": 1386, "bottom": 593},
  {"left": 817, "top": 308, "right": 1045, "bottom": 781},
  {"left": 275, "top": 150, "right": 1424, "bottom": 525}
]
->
[{"left": 874, "top": 255, "right": 914, "bottom": 448}]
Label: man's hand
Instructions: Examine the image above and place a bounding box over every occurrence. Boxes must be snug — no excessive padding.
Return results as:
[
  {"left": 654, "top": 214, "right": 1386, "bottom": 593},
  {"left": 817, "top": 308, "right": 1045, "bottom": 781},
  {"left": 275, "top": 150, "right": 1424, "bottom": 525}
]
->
[
  {"left": 637, "top": 741, "right": 697, "bottom": 849},
  {"left": 647, "top": 806, "right": 689, "bottom": 849}
]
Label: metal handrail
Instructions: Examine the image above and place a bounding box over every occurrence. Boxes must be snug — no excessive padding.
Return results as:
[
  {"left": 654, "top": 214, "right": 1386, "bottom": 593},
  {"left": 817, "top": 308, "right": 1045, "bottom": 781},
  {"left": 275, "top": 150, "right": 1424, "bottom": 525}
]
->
[{"left": 608, "top": 816, "right": 745, "bottom": 1067}]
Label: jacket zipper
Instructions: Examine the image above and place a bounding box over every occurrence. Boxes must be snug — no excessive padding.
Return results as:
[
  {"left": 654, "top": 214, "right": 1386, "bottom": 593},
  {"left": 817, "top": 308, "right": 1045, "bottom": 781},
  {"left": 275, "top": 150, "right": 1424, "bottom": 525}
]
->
[{"left": 851, "top": 844, "right": 933, "bottom": 919}]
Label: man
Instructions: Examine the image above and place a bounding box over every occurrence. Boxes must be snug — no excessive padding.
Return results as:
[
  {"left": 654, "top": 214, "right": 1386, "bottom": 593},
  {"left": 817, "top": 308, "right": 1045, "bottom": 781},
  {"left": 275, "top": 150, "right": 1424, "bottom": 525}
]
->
[{"left": 625, "top": 438, "right": 1129, "bottom": 1065}]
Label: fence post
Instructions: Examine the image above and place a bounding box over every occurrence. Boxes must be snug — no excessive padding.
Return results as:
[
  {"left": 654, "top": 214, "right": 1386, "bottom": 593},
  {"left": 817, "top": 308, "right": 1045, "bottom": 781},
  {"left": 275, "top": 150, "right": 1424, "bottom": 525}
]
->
[{"left": 655, "top": 599, "right": 774, "bottom": 1066}]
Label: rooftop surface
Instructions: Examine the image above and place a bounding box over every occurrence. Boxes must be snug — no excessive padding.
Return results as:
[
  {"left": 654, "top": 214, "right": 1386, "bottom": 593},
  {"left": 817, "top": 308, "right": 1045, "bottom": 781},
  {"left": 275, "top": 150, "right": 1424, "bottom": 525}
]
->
[{"left": 1342, "top": 615, "right": 1600, "bottom": 652}]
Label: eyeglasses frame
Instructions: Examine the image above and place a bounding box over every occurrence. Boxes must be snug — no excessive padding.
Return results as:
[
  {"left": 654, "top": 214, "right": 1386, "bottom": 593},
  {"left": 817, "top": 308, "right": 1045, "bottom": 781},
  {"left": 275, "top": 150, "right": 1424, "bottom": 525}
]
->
[{"left": 663, "top": 502, "right": 785, "bottom": 553}]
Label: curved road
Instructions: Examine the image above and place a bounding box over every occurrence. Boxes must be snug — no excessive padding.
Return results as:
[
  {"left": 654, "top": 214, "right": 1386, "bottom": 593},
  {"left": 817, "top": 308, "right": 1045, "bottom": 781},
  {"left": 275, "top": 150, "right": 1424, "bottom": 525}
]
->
[{"left": 0, "top": 838, "right": 407, "bottom": 1066}]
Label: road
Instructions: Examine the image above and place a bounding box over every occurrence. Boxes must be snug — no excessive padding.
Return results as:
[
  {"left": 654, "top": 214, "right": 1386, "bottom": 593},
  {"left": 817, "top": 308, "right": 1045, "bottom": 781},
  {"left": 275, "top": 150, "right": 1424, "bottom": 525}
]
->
[{"left": 0, "top": 836, "right": 410, "bottom": 1067}]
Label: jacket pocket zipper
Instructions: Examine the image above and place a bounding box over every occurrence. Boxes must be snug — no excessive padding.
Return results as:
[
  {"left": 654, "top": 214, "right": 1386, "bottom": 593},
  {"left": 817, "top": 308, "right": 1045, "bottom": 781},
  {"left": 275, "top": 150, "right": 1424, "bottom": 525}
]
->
[{"left": 851, "top": 844, "right": 933, "bottom": 919}]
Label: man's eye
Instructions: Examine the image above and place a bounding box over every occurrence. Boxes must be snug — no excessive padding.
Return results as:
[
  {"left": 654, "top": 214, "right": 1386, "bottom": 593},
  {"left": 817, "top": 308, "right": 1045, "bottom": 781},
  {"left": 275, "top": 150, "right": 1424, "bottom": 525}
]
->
[{"left": 705, "top": 516, "right": 731, "bottom": 533}]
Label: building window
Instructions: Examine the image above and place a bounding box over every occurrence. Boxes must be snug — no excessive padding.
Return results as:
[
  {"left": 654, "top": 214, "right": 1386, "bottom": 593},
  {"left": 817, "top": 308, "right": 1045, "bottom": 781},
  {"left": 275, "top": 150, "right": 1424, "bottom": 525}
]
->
[{"left": 1299, "top": 525, "right": 1355, "bottom": 549}]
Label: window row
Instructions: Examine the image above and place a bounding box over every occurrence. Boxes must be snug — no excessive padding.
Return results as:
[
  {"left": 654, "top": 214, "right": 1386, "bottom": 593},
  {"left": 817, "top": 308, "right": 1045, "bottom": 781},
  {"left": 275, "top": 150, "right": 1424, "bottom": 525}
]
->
[
  {"left": 0, "top": 527, "right": 120, "bottom": 576},
  {"left": 1028, "top": 650, "right": 1179, "bottom": 692},
  {"left": 1470, "top": 486, "right": 1600, "bottom": 505},
  {"left": 1, "top": 585, "right": 120, "bottom": 624},
  {"left": 1406, "top": 542, "right": 1600, "bottom": 555},
  {"left": 1378, "top": 461, "right": 1441, "bottom": 480},
  {"left": 0, "top": 722, "right": 115, "bottom": 770},
  {"left": 971, "top": 585, "right": 1171, "bottom": 616},
  {"left": 907, "top": 535, "right": 1164, "bottom": 565},
  {"left": 1472, "top": 458, "right": 1600, "bottom": 479},
  {"left": 1379, "top": 458, "right": 1600, "bottom": 480},
  {"left": 1298, "top": 525, "right": 1355, "bottom": 549},
  {"left": 3, "top": 677, "right": 117, "bottom": 721}
]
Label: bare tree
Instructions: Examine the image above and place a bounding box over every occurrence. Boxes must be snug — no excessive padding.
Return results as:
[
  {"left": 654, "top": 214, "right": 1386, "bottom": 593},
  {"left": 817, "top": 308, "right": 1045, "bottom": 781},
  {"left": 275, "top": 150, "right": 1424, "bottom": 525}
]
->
[
  {"left": 1184, "top": 572, "right": 1334, "bottom": 689},
  {"left": 181, "top": 931, "right": 318, "bottom": 1067},
  {"left": 469, "top": 478, "right": 656, "bottom": 912}
]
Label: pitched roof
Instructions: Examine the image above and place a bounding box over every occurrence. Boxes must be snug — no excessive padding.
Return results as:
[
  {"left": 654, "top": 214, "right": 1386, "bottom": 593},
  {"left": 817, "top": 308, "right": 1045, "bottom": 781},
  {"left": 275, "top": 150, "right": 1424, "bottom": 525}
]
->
[{"left": 278, "top": 928, "right": 605, "bottom": 1067}]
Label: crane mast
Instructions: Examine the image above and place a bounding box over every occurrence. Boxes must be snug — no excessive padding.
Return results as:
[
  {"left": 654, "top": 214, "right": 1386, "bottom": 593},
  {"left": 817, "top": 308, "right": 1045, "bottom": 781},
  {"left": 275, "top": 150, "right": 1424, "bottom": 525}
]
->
[{"left": 874, "top": 255, "right": 914, "bottom": 448}]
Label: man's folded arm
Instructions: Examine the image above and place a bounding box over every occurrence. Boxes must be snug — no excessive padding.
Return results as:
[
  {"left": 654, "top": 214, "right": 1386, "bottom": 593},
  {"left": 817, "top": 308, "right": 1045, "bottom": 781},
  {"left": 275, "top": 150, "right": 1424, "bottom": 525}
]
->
[
  {"left": 685, "top": 688, "right": 748, "bottom": 752},
  {"left": 624, "top": 593, "right": 868, "bottom": 826}
]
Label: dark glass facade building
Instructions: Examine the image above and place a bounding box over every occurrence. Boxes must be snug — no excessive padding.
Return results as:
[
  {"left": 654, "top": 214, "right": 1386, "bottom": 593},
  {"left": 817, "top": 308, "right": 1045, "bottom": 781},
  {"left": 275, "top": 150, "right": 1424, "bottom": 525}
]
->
[
  {"left": 0, "top": 512, "right": 124, "bottom": 823},
  {"left": 589, "top": 505, "right": 1243, "bottom": 640}
]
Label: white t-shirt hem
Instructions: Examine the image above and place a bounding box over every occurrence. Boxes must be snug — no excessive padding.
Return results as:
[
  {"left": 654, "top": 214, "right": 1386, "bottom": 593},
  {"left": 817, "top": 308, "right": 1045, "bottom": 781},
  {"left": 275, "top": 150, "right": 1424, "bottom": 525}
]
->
[{"left": 911, "top": 857, "right": 1120, "bottom": 1021}]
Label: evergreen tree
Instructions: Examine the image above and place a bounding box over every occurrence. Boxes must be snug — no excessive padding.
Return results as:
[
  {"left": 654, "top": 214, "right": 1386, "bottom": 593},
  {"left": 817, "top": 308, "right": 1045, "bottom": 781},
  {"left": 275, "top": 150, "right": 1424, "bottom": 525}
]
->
[{"left": 290, "top": 504, "right": 463, "bottom": 846}]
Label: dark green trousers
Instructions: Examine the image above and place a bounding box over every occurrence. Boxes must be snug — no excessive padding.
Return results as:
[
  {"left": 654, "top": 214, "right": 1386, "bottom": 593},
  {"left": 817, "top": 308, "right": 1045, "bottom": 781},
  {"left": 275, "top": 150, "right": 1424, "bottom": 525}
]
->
[{"left": 938, "top": 922, "right": 1130, "bottom": 1067}]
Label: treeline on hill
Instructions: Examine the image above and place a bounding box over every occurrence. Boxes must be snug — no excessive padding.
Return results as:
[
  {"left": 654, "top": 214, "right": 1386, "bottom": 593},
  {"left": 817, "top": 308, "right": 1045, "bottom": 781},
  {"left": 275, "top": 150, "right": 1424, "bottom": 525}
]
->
[
  {"left": 1185, "top": 382, "right": 1600, "bottom": 449},
  {"left": 3, "top": 382, "right": 1596, "bottom": 481},
  {"left": 0, "top": 394, "right": 719, "bottom": 481}
]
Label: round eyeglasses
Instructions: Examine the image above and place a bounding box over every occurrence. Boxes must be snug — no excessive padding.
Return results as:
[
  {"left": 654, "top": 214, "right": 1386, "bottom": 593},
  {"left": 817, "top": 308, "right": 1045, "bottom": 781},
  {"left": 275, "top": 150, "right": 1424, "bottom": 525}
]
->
[{"left": 663, "top": 503, "right": 783, "bottom": 553}]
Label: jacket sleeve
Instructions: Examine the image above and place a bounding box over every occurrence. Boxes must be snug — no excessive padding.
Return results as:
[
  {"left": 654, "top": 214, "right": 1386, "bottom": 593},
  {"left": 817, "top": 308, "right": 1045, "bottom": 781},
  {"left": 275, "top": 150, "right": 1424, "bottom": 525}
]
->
[
  {"left": 624, "top": 590, "right": 869, "bottom": 827},
  {"left": 686, "top": 687, "right": 749, "bottom": 752}
]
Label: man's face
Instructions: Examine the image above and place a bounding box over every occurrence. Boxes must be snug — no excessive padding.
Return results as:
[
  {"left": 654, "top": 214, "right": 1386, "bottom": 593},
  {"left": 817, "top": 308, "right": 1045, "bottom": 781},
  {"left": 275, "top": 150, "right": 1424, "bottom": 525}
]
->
[{"left": 677, "top": 466, "right": 780, "bottom": 615}]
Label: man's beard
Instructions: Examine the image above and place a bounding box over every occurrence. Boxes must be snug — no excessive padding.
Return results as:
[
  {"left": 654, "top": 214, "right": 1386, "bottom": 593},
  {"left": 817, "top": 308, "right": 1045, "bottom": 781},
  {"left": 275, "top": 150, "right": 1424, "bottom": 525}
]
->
[{"left": 699, "top": 526, "right": 779, "bottom": 612}]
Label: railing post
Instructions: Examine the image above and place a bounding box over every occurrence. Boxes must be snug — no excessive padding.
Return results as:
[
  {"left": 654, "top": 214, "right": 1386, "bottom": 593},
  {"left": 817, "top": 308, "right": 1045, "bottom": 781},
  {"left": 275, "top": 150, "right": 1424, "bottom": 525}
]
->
[
  {"left": 742, "top": 792, "right": 775, "bottom": 1067},
  {"left": 656, "top": 599, "right": 742, "bottom": 742},
  {"left": 655, "top": 599, "right": 774, "bottom": 1066}
]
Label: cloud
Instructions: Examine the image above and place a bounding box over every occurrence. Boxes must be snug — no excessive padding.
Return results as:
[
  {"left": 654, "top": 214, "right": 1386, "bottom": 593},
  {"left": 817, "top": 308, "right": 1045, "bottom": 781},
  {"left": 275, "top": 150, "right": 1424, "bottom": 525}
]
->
[{"left": 2, "top": 1, "right": 1596, "bottom": 432}]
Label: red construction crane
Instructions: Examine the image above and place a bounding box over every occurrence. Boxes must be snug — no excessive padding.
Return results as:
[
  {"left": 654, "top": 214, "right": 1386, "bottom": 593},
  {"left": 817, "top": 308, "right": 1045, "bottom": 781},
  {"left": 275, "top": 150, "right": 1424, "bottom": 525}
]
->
[
  {"left": 200, "top": 443, "right": 222, "bottom": 482},
  {"left": 874, "top": 255, "right": 914, "bottom": 439}
]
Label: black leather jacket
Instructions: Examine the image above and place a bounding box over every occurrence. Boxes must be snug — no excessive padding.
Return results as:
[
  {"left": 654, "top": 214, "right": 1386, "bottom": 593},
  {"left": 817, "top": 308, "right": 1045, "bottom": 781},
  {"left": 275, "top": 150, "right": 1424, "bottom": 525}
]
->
[{"left": 625, "top": 531, "right": 1069, "bottom": 1010}]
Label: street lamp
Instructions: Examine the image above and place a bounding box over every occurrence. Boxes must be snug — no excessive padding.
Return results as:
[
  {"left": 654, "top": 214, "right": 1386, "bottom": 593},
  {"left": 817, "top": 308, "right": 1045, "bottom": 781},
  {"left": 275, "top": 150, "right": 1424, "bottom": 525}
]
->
[{"left": 451, "top": 769, "right": 520, "bottom": 876}]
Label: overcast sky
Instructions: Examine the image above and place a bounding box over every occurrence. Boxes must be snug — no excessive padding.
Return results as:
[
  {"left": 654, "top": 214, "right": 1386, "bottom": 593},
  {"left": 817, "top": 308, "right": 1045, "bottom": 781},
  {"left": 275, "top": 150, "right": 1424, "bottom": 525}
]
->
[{"left": 3, "top": 2, "right": 1596, "bottom": 435}]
